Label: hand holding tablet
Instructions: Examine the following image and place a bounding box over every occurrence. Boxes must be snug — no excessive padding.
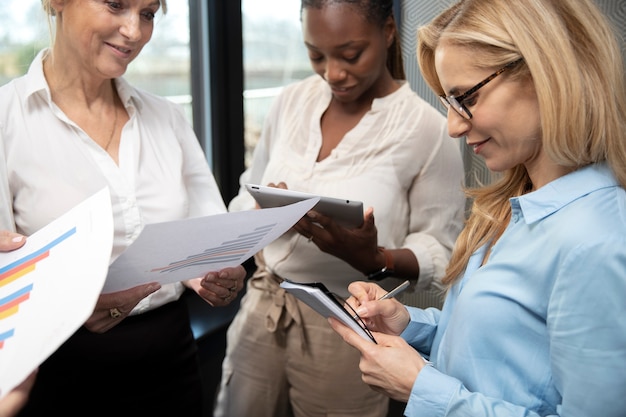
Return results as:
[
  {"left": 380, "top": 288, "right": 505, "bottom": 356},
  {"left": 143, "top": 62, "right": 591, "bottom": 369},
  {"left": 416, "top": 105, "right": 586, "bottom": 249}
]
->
[{"left": 245, "top": 184, "right": 364, "bottom": 228}]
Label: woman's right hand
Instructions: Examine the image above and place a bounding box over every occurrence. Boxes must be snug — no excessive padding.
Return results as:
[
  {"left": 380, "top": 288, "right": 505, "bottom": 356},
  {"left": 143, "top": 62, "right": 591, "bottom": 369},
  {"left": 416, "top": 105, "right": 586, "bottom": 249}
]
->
[
  {"left": 346, "top": 281, "right": 411, "bottom": 336},
  {"left": 84, "top": 283, "right": 161, "bottom": 333}
]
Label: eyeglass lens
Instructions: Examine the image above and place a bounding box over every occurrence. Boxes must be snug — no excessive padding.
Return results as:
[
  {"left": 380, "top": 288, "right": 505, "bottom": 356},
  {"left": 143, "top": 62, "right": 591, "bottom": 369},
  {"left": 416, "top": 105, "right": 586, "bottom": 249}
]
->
[{"left": 440, "top": 59, "right": 523, "bottom": 120}]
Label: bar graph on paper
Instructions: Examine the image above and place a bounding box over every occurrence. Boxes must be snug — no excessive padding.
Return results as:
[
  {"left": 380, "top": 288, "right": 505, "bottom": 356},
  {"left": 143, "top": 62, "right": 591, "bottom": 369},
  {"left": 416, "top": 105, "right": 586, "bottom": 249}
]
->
[
  {"left": 105, "top": 197, "right": 319, "bottom": 293},
  {"left": 150, "top": 223, "right": 276, "bottom": 273},
  {"left": 0, "top": 228, "right": 76, "bottom": 350}
]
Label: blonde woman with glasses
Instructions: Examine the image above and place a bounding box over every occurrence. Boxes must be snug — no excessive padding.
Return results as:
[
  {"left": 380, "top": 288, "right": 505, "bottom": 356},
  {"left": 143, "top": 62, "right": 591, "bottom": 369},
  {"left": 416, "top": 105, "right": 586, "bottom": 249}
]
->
[{"left": 330, "top": 0, "right": 626, "bottom": 416}]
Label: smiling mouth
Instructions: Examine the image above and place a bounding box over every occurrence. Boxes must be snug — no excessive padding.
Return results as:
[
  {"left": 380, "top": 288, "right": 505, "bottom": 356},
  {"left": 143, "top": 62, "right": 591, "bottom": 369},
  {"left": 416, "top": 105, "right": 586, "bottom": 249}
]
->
[
  {"left": 330, "top": 85, "right": 353, "bottom": 93},
  {"left": 107, "top": 43, "right": 132, "bottom": 54},
  {"left": 468, "top": 138, "right": 490, "bottom": 151}
]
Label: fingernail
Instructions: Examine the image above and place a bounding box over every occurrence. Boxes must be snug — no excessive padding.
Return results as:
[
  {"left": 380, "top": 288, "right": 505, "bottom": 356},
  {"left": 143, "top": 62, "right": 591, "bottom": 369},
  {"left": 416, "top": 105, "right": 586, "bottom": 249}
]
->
[
  {"left": 12, "top": 236, "right": 24, "bottom": 243},
  {"left": 356, "top": 307, "right": 367, "bottom": 317}
]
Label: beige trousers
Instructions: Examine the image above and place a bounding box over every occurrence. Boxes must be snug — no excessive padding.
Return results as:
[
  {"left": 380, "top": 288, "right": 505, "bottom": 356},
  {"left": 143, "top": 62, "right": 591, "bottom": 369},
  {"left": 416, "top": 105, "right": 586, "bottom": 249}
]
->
[{"left": 213, "top": 265, "right": 389, "bottom": 417}]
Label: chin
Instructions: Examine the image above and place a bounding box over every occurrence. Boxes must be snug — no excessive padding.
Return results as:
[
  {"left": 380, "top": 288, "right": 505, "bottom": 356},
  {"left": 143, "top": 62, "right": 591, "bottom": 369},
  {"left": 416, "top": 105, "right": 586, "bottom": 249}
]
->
[{"left": 483, "top": 160, "right": 510, "bottom": 173}]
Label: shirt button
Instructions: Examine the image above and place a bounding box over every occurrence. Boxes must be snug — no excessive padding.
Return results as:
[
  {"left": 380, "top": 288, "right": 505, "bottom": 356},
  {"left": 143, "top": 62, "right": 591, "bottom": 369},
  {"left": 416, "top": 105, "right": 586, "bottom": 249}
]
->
[{"left": 512, "top": 214, "right": 519, "bottom": 222}]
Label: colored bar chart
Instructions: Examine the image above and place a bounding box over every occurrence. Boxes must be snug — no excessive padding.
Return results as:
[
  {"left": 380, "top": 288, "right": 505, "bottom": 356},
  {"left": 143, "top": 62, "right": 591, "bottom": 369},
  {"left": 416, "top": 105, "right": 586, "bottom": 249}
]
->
[
  {"left": 150, "top": 224, "right": 276, "bottom": 273},
  {"left": 0, "top": 187, "right": 113, "bottom": 399},
  {"left": 104, "top": 197, "right": 319, "bottom": 293},
  {"left": 0, "top": 228, "right": 76, "bottom": 350}
]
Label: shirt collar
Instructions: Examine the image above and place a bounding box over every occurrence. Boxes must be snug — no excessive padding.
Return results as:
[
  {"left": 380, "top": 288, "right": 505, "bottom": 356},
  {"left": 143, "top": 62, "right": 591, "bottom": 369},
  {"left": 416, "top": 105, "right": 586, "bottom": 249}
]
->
[
  {"left": 513, "top": 163, "right": 617, "bottom": 224},
  {"left": 114, "top": 76, "right": 143, "bottom": 111},
  {"left": 24, "top": 49, "right": 52, "bottom": 103},
  {"left": 23, "top": 48, "right": 143, "bottom": 112}
]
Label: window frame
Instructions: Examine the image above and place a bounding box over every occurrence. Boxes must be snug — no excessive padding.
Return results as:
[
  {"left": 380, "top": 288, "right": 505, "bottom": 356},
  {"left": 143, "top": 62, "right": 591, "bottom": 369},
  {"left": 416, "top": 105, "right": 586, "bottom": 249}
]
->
[{"left": 192, "top": 0, "right": 245, "bottom": 203}]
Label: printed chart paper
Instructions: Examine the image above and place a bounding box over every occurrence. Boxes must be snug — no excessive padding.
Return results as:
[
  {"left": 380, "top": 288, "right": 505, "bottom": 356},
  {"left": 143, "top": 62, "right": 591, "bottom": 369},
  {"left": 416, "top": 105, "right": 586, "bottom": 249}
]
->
[
  {"left": 0, "top": 188, "right": 113, "bottom": 398},
  {"left": 104, "top": 197, "right": 320, "bottom": 293}
]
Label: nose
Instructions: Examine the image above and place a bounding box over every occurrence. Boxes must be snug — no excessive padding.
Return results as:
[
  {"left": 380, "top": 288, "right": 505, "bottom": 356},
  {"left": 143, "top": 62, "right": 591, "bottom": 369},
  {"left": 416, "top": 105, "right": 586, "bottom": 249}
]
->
[
  {"left": 119, "top": 14, "right": 142, "bottom": 42},
  {"left": 446, "top": 109, "right": 471, "bottom": 139},
  {"left": 324, "top": 59, "right": 346, "bottom": 83}
]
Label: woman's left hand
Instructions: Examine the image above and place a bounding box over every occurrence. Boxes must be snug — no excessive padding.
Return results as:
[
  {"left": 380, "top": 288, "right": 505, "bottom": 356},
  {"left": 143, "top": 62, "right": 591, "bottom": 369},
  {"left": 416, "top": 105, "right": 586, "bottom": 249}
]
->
[
  {"left": 86, "top": 282, "right": 162, "bottom": 333},
  {"left": 328, "top": 317, "right": 428, "bottom": 402},
  {"left": 185, "top": 265, "right": 246, "bottom": 306}
]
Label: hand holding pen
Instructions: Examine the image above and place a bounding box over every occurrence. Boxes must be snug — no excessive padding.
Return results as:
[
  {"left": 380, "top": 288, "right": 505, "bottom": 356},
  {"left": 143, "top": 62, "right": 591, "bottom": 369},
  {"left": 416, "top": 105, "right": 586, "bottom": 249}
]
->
[{"left": 352, "top": 280, "right": 410, "bottom": 320}]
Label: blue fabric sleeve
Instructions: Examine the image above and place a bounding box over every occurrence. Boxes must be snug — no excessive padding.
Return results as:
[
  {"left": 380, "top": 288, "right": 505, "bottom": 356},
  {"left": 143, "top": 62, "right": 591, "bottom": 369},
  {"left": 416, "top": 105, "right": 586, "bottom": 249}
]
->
[{"left": 400, "top": 306, "right": 441, "bottom": 358}]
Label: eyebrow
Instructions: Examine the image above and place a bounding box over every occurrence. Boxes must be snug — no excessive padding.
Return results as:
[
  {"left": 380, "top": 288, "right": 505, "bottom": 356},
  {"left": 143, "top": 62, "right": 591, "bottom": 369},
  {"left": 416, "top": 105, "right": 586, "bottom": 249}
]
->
[
  {"left": 445, "top": 83, "right": 474, "bottom": 97},
  {"left": 303, "top": 40, "right": 366, "bottom": 53}
]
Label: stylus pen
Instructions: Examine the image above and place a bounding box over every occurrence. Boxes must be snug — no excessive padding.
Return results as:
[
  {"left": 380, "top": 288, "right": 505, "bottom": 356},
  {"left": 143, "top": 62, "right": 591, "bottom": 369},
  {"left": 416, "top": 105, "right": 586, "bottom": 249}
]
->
[
  {"left": 352, "top": 280, "right": 410, "bottom": 320},
  {"left": 378, "top": 280, "right": 410, "bottom": 300}
]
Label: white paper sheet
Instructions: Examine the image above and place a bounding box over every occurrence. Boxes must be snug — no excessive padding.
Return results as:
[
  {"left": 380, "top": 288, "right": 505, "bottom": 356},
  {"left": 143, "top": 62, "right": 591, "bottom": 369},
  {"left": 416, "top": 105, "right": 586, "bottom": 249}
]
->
[
  {"left": 0, "top": 188, "right": 113, "bottom": 398},
  {"left": 103, "top": 197, "right": 320, "bottom": 294}
]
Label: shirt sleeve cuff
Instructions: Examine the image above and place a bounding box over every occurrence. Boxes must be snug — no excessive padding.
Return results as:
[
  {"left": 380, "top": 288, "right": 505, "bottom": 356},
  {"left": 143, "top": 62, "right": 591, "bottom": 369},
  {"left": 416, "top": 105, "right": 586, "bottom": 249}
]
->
[{"left": 405, "top": 364, "right": 459, "bottom": 417}]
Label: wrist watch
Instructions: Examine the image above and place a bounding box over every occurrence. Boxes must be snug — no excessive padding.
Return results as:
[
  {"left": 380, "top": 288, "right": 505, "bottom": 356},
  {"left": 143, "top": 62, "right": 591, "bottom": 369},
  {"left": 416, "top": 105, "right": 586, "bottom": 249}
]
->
[{"left": 366, "top": 247, "right": 395, "bottom": 281}]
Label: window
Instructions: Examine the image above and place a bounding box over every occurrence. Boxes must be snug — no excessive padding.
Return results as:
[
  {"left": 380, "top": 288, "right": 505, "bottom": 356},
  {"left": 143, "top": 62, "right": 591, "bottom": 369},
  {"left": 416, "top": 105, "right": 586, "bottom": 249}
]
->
[
  {"left": 0, "top": 1, "right": 48, "bottom": 87},
  {"left": 241, "top": 0, "right": 312, "bottom": 167},
  {"left": 125, "top": 0, "right": 193, "bottom": 123}
]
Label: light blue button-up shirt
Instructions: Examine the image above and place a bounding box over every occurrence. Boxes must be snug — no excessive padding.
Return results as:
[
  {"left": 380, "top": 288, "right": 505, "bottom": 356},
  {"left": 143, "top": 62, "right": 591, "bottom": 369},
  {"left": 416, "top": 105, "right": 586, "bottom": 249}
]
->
[{"left": 401, "top": 163, "right": 626, "bottom": 417}]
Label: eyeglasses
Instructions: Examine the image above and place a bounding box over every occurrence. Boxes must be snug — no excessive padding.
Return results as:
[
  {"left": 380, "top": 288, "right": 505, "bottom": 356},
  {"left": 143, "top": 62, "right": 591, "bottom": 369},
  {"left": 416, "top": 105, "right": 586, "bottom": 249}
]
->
[{"left": 439, "top": 59, "right": 523, "bottom": 120}]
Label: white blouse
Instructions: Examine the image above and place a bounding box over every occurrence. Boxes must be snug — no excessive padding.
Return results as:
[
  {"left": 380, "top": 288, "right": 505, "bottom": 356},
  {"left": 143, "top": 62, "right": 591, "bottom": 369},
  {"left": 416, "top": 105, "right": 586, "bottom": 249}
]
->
[
  {"left": 230, "top": 75, "right": 466, "bottom": 297},
  {"left": 0, "top": 49, "right": 226, "bottom": 313}
]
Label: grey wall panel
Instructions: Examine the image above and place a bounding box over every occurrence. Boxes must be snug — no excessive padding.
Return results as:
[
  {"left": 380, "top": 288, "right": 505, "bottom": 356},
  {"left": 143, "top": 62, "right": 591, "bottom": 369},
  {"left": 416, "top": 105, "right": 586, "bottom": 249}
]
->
[{"left": 604, "top": 0, "right": 626, "bottom": 65}]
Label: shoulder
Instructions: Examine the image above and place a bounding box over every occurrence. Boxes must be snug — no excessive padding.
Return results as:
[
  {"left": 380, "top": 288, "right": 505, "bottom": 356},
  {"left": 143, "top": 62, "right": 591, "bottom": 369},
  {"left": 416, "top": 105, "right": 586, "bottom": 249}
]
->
[
  {"left": 0, "top": 78, "right": 23, "bottom": 112},
  {"left": 0, "top": 52, "right": 47, "bottom": 114}
]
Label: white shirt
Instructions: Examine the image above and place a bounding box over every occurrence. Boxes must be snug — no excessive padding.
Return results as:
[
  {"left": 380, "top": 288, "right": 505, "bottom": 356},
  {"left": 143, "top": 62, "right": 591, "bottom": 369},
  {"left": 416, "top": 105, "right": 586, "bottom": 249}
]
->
[
  {"left": 230, "top": 75, "right": 466, "bottom": 297},
  {"left": 0, "top": 49, "right": 226, "bottom": 313}
]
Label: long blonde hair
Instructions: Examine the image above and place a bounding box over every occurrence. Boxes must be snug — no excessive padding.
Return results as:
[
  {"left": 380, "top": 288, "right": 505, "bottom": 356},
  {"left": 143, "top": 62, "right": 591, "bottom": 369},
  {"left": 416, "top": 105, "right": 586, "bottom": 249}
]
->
[{"left": 418, "top": 0, "right": 626, "bottom": 285}]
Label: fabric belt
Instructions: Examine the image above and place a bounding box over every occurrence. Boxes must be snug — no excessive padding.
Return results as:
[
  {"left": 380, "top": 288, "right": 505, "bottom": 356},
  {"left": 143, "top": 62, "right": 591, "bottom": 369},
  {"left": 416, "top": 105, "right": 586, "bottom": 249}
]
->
[{"left": 249, "top": 254, "right": 309, "bottom": 351}]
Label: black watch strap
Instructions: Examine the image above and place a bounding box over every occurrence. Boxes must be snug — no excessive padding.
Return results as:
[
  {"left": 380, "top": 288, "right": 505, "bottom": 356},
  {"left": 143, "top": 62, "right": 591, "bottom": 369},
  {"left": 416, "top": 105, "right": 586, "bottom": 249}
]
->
[{"left": 366, "top": 247, "right": 395, "bottom": 281}]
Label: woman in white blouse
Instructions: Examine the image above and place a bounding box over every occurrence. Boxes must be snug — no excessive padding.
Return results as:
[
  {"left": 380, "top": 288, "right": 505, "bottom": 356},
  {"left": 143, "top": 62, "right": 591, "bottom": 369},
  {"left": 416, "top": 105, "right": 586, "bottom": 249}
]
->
[{"left": 213, "top": 0, "right": 466, "bottom": 416}]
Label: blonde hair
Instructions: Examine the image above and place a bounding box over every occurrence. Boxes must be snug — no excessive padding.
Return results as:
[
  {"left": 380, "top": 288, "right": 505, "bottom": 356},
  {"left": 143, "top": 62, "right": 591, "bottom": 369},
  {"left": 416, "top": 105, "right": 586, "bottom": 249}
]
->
[
  {"left": 418, "top": 0, "right": 626, "bottom": 285},
  {"left": 42, "top": 0, "right": 168, "bottom": 18},
  {"left": 41, "top": 0, "right": 168, "bottom": 46}
]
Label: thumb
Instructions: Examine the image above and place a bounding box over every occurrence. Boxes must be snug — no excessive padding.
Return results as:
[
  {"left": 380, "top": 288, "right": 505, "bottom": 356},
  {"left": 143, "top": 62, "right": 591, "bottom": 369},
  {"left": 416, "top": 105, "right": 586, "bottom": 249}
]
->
[
  {"left": 363, "top": 207, "right": 375, "bottom": 226},
  {"left": 0, "top": 231, "right": 26, "bottom": 252}
]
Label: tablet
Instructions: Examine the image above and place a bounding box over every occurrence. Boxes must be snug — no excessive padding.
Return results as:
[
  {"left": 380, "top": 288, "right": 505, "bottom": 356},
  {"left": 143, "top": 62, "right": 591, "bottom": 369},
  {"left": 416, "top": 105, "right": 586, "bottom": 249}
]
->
[{"left": 245, "top": 184, "right": 364, "bottom": 228}]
